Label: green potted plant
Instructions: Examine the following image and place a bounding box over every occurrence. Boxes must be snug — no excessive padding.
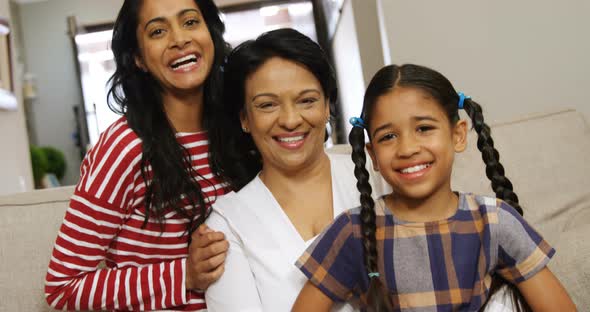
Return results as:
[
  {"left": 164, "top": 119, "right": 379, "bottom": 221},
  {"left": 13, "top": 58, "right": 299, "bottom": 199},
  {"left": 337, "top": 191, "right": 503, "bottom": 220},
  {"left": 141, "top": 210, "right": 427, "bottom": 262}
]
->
[
  {"left": 29, "top": 145, "right": 48, "bottom": 188},
  {"left": 29, "top": 145, "right": 67, "bottom": 188}
]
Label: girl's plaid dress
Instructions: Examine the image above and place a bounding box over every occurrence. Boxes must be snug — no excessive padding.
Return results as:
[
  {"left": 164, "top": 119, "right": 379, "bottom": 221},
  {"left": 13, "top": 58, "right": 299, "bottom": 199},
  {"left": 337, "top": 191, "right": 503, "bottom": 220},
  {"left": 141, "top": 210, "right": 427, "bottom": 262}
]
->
[{"left": 297, "top": 193, "right": 554, "bottom": 311}]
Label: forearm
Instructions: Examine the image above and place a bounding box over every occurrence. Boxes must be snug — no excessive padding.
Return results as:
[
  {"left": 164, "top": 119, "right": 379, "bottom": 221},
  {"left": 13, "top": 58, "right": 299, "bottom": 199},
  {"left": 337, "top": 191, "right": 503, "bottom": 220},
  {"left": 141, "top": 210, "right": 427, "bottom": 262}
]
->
[
  {"left": 46, "top": 256, "right": 191, "bottom": 310},
  {"left": 46, "top": 198, "right": 193, "bottom": 310},
  {"left": 517, "top": 267, "right": 576, "bottom": 311}
]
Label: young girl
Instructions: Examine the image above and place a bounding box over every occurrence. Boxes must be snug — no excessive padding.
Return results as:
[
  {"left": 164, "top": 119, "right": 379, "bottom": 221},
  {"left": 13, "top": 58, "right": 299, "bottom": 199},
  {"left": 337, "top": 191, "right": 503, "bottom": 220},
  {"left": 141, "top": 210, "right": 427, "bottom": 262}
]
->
[{"left": 293, "top": 64, "right": 575, "bottom": 311}]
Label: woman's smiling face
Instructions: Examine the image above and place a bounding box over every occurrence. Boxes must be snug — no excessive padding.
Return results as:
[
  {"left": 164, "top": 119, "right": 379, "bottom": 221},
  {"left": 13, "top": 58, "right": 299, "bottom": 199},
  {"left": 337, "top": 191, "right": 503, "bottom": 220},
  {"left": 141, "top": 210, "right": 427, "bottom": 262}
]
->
[
  {"left": 135, "top": 0, "right": 215, "bottom": 95},
  {"left": 241, "top": 57, "right": 330, "bottom": 174}
]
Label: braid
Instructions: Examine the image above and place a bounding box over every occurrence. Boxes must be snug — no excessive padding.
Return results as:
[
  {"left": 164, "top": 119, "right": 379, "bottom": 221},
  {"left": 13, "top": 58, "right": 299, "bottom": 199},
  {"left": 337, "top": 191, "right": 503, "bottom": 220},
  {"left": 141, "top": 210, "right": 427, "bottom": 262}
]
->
[
  {"left": 464, "top": 99, "right": 532, "bottom": 312},
  {"left": 349, "top": 127, "right": 393, "bottom": 312},
  {"left": 462, "top": 99, "right": 522, "bottom": 214}
]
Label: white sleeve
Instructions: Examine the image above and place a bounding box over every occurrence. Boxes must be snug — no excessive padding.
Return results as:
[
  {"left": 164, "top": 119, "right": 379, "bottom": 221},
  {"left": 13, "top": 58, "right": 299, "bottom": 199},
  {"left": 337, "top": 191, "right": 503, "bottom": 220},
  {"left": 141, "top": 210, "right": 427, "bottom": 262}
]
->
[{"left": 205, "top": 209, "right": 264, "bottom": 312}]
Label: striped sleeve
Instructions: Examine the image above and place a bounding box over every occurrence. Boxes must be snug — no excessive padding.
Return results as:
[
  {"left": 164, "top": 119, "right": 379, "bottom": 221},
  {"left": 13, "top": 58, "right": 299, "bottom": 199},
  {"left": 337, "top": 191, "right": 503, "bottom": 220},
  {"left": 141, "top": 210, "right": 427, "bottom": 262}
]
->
[
  {"left": 494, "top": 200, "right": 555, "bottom": 284},
  {"left": 44, "top": 120, "right": 190, "bottom": 310}
]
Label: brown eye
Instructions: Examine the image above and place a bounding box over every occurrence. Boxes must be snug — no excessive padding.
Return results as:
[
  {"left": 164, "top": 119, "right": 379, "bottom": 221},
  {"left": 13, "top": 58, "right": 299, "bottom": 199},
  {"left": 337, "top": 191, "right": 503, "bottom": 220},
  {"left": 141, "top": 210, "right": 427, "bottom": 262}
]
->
[
  {"left": 256, "top": 102, "right": 277, "bottom": 111},
  {"left": 378, "top": 133, "right": 397, "bottom": 143},
  {"left": 417, "top": 125, "right": 435, "bottom": 133},
  {"left": 184, "top": 18, "right": 200, "bottom": 27},
  {"left": 300, "top": 98, "right": 318, "bottom": 105},
  {"left": 149, "top": 28, "right": 165, "bottom": 38}
]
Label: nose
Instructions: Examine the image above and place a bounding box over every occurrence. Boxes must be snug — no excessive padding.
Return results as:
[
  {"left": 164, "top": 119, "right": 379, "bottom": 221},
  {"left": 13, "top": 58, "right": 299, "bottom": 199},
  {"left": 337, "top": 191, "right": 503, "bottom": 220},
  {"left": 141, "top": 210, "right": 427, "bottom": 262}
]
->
[
  {"left": 169, "top": 27, "right": 191, "bottom": 49},
  {"left": 277, "top": 104, "right": 303, "bottom": 130},
  {"left": 396, "top": 134, "right": 420, "bottom": 158}
]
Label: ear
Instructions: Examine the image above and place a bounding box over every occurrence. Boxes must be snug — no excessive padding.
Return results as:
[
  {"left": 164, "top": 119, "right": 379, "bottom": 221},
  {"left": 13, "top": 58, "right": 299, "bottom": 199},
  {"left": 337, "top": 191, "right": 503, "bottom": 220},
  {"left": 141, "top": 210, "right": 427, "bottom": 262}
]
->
[
  {"left": 324, "top": 99, "right": 331, "bottom": 122},
  {"left": 452, "top": 119, "right": 468, "bottom": 153},
  {"left": 134, "top": 55, "right": 147, "bottom": 72},
  {"left": 366, "top": 142, "right": 379, "bottom": 172},
  {"left": 240, "top": 109, "right": 250, "bottom": 133}
]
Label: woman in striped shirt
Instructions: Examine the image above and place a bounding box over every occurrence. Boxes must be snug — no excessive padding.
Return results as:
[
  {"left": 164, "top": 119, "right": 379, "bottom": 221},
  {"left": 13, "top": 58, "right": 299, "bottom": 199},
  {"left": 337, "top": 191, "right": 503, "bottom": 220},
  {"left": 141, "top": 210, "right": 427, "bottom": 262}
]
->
[{"left": 45, "top": 0, "right": 231, "bottom": 310}]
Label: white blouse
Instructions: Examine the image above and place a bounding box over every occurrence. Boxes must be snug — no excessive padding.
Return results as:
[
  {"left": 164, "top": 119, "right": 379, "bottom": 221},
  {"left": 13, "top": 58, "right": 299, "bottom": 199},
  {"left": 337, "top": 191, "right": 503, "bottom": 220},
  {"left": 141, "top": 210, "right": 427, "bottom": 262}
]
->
[{"left": 205, "top": 153, "right": 389, "bottom": 312}]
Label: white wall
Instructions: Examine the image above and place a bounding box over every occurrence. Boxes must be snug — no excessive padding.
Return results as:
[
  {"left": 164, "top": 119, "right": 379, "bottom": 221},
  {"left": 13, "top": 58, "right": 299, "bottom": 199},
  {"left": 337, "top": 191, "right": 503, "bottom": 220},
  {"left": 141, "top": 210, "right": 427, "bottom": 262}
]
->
[
  {"left": 16, "top": 0, "right": 125, "bottom": 186},
  {"left": 0, "top": 0, "right": 34, "bottom": 195},
  {"left": 379, "top": 0, "right": 590, "bottom": 124},
  {"left": 332, "top": 0, "right": 364, "bottom": 138},
  {"left": 349, "top": 0, "right": 385, "bottom": 87},
  {"left": 332, "top": 0, "right": 386, "bottom": 139},
  {"left": 14, "top": 0, "right": 263, "bottom": 186}
]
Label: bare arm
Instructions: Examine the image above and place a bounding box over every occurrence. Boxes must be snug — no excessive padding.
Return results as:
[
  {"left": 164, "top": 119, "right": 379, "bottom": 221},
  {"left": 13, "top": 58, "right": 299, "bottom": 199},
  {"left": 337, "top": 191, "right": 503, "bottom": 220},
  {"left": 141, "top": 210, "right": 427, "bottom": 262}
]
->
[
  {"left": 516, "top": 267, "right": 576, "bottom": 311},
  {"left": 292, "top": 281, "right": 333, "bottom": 312}
]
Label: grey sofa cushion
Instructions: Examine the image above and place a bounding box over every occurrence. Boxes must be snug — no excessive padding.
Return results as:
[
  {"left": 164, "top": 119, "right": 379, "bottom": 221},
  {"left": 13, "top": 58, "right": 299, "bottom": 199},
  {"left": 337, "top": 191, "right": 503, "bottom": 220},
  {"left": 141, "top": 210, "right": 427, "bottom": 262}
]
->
[{"left": 0, "top": 186, "right": 74, "bottom": 312}]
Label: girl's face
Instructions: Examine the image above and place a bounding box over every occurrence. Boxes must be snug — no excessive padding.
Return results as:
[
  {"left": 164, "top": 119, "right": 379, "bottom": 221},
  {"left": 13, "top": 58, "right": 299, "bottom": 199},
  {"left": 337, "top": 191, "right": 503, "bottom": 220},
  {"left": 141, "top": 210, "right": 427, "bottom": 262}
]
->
[
  {"left": 366, "top": 87, "right": 467, "bottom": 201},
  {"left": 241, "top": 57, "right": 330, "bottom": 174},
  {"left": 135, "top": 0, "right": 215, "bottom": 95}
]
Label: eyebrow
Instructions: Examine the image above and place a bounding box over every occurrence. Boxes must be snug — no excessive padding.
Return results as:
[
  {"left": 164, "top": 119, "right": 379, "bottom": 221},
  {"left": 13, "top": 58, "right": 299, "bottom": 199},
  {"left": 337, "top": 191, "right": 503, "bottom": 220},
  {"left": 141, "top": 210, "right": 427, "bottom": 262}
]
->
[
  {"left": 250, "top": 89, "right": 321, "bottom": 102},
  {"left": 371, "top": 115, "right": 440, "bottom": 137},
  {"left": 372, "top": 123, "right": 392, "bottom": 138},
  {"left": 251, "top": 93, "right": 278, "bottom": 102},
  {"left": 414, "top": 115, "right": 439, "bottom": 122},
  {"left": 144, "top": 8, "right": 200, "bottom": 30}
]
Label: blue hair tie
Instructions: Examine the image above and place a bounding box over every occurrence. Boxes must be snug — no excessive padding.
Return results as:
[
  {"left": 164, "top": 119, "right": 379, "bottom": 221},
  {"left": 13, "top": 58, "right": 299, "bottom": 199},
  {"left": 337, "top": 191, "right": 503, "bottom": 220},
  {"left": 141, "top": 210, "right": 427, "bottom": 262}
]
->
[
  {"left": 368, "top": 272, "right": 380, "bottom": 278},
  {"left": 457, "top": 92, "right": 471, "bottom": 109},
  {"left": 349, "top": 117, "right": 366, "bottom": 129}
]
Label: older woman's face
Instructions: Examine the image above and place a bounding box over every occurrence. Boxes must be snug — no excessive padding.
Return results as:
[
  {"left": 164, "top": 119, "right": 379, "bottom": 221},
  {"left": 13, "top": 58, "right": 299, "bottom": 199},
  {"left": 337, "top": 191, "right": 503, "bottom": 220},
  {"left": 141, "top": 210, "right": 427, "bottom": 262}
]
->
[{"left": 241, "top": 57, "right": 330, "bottom": 174}]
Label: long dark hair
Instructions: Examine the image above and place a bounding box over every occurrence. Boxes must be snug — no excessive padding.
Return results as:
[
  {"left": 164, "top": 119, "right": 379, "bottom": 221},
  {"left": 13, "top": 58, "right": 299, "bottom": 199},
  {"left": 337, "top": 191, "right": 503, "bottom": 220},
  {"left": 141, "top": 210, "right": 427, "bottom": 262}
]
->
[
  {"left": 107, "top": 0, "right": 230, "bottom": 234},
  {"left": 209, "top": 28, "right": 338, "bottom": 190},
  {"left": 350, "top": 64, "right": 528, "bottom": 311}
]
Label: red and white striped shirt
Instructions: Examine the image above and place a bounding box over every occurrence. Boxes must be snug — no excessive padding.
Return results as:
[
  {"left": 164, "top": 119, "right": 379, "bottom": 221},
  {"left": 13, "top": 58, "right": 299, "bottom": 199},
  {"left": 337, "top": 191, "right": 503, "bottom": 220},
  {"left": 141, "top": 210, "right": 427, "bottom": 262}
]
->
[{"left": 45, "top": 117, "right": 229, "bottom": 311}]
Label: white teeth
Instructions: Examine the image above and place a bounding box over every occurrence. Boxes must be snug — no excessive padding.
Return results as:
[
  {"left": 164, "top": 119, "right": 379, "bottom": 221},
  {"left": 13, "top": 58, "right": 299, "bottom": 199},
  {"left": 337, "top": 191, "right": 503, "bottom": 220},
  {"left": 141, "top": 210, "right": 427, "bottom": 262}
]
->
[
  {"left": 171, "top": 54, "right": 197, "bottom": 67},
  {"left": 400, "top": 163, "right": 430, "bottom": 174},
  {"left": 277, "top": 135, "right": 304, "bottom": 143},
  {"left": 174, "top": 62, "right": 195, "bottom": 70}
]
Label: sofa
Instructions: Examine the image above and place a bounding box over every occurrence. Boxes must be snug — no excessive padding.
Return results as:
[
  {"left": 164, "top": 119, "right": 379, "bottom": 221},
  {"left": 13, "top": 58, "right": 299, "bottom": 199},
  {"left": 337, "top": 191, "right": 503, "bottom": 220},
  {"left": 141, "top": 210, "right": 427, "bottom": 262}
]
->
[{"left": 0, "top": 109, "right": 588, "bottom": 311}]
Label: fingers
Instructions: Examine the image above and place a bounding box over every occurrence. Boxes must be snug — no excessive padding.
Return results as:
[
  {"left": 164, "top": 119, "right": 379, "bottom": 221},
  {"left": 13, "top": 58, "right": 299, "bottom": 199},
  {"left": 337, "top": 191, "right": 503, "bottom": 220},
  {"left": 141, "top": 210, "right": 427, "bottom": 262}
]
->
[
  {"left": 195, "top": 262, "right": 226, "bottom": 290},
  {"left": 191, "top": 226, "right": 225, "bottom": 248},
  {"left": 196, "top": 250, "right": 227, "bottom": 272},
  {"left": 197, "top": 224, "right": 214, "bottom": 235},
  {"left": 196, "top": 239, "right": 229, "bottom": 260},
  {"left": 186, "top": 224, "right": 229, "bottom": 290}
]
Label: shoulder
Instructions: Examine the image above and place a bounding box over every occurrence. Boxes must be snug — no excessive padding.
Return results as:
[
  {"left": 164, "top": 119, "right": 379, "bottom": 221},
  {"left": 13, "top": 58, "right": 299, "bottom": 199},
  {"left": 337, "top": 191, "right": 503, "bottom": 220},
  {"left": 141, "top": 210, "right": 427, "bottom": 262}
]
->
[
  {"left": 210, "top": 190, "right": 242, "bottom": 215},
  {"left": 76, "top": 117, "right": 143, "bottom": 194},
  {"left": 459, "top": 193, "right": 504, "bottom": 217},
  {"left": 319, "top": 208, "right": 358, "bottom": 244},
  {"left": 461, "top": 193, "right": 524, "bottom": 222},
  {"left": 85, "top": 117, "right": 143, "bottom": 166},
  {"left": 307, "top": 209, "right": 357, "bottom": 253},
  {"left": 206, "top": 193, "right": 236, "bottom": 230},
  {"left": 207, "top": 184, "right": 265, "bottom": 242},
  {"left": 208, "top": 179, "right": 261, "bottom": 224}
]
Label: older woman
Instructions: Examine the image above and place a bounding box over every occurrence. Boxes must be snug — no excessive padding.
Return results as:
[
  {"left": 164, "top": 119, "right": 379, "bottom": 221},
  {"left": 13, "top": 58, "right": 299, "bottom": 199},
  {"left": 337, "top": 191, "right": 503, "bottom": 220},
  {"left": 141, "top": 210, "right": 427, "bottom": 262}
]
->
[{"left": 204, "top": 28, "right": 388, "bottom": 311}]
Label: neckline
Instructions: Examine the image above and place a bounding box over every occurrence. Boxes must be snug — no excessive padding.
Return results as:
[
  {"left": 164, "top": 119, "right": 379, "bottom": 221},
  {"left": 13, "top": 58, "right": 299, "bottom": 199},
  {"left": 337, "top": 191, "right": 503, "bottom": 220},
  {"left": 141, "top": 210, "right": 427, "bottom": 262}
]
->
[
  {"left": 176, "top": 130, "right": 207, "bottom": 137},
  {"left": 254, "top": 153, "right": 338, "bottom": 244},
  {"left": 377, "top": 192, "right": 465, "bottom": 227}
]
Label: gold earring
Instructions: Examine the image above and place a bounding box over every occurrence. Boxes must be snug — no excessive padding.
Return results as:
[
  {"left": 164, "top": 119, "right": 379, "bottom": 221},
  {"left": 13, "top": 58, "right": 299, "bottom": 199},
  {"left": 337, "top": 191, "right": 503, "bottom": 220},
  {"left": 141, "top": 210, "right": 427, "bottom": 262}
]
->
[{"left": 242, "top": 126, "right": 249, "bottom": 133}]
